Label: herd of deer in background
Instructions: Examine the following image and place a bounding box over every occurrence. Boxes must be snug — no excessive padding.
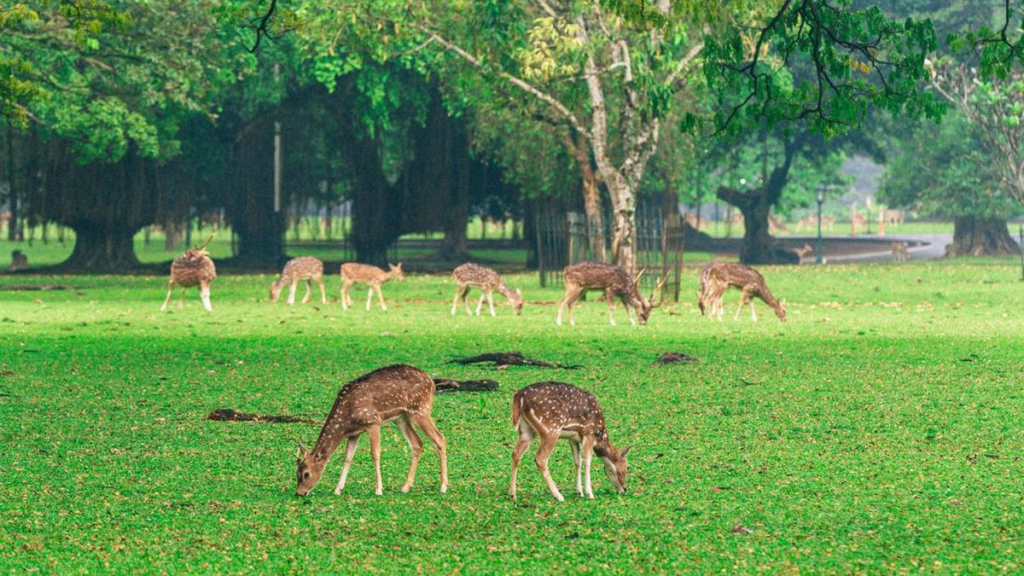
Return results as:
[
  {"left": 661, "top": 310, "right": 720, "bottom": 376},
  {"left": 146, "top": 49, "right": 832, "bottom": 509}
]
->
[
  {"left": 155, "top": 236, "right": 921, "bottom": 500},
  {"left": 159, "top": 235, "right": 797, "bottom": 325}
]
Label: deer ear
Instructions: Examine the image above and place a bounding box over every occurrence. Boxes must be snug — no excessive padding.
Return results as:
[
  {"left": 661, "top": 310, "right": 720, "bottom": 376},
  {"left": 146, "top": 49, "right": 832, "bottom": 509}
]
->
[
  {"left": 296, "top": 442, "right": 309, "bottom": 459},
  {"left": 515, "top": 288, "right": 522, "bottom": 296},
  {"left": 619, "top": 446, "right": 632, "bottom": 458}
]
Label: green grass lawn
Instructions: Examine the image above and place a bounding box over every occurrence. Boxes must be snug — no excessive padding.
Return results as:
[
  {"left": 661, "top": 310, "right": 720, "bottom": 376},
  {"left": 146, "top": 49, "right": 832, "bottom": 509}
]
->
[{"left": 1, "top": 259, "right": 1023, "bottom": 572}]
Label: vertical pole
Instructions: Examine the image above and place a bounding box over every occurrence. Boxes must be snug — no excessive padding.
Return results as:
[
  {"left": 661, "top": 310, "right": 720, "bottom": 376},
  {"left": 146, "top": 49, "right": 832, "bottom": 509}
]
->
[
  {"left": 1019, "top": 224, "right": 1023, "bottom": 281},
  {"left": 816, "top": 198, "right": 823, "bottom": 265},
  {"left": 5, "top": 121, "right": 18, "bottom": 241},
  {"left": 273, "top": 64, "right": 282, "bottom": 215},
  {"left": 536, "top": 214, "right": 546, "bottom": 288}
]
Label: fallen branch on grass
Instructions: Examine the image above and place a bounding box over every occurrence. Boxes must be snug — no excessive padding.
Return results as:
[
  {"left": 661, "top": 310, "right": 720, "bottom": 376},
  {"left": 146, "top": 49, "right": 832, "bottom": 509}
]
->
[
  {"left": 450, "top": 352, "right": 582, "bottom": 370},
  {"left": 434, "top": 378, "right": 500, "bottom": 393},
  {"left": 0, "top": 285, "right": 73, "bottom": 291},
  {"left": 206, "top": 408, "right": 317, "bottom": 424}
]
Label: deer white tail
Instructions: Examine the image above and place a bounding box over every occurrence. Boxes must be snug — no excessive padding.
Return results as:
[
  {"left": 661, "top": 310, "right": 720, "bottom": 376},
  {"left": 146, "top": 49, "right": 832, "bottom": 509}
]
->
[{"left": 511, "top": 394, "right": 523, "bottom": 430}]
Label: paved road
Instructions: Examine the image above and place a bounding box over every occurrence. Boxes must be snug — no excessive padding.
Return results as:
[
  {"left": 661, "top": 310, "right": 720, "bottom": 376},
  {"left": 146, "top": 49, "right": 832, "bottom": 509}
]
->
[{"left": 821, "top": 233, "right": 952, "bottom": 263}]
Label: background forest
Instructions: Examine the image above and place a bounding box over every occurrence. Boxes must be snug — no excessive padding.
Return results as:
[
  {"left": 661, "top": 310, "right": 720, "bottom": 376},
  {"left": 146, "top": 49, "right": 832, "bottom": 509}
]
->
[{"left": 2, "top": 0, "right": 1024, "bottom": 272}]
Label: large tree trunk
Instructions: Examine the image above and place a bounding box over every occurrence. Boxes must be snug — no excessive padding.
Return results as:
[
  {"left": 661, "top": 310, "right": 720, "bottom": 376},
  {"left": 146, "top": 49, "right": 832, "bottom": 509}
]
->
[
  {"left": 581, "top": 170, "right": 606, "bottom": 261},
  {"left": 564, "top": 131, "right": 606, "bottom": 261},
  {"left": 230, "top": 126, "right": 285, "bottom": 265},
  {"left": 945, "top": 217, "right": 1019, "bottom": 256},
  {"left": 64, "top": 222, "right": 141, "bottom": 271},
  {"left": 718, "top": 186, "right": 782, "bottom": 264}
]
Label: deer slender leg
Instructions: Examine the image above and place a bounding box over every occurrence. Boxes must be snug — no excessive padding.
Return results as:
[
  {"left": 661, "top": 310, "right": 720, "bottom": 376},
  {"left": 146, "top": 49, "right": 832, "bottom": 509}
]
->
[
  {"left": 161, "top": 280, "right": 175, "bottom": 311},
  {"left": 199, "top": 282, "right": 212, "bottom": 312},
  {"left": 582, "top": 435, "right": 595, "bottom": 499},
  {"left": 570, "top": 440, "right": 583, "bottom": 497},
  {"left": 556, "top": 287, "right": 582, "bottom": 326},
  {"left": 287, "top": 280, "right": 298, "bottom": 305},
  {"left": 487, "top": 291, "right": 496, "bottom": 317},
  {"left": 334, "top": 436, "right": 360, "bottom": 495},
  {"left": 395, "top": 415, "right": 424, "bottom": 493},
  {"left": 301, "top": 279, "right": 312, "bottom": 304},
  {"left": 367, "top": 425, "right": 383, "bottom": 495},
  {"left": 620, "top": 296, "right": 636, "bottom": 326},
  {"left": 534, "top": 435, "right": 564, "bottom": 502},
  {"left": 374, "top": 285, "right": 388, "bottom": 311},
  {"left": 316, "top": 276, "right": 326, "bottom": 304},
  {"left": 463, "top": 288, "right": 473, "bottom": 315},
  {"left": 750, "top": 298, "right": 758, "bottom": 322},
  {"left": 604, "top": 288, "right": 617, "bottom": 326},
  {"left": 341, "top": 278, "right": 351, "bottom": 310},
  {"left": 475, "top": 293, "right": 485, "bottom": 315},
  {"left": 734, "top": 288, "right": 751, "bottom": 321},
  {"left": 509, "top": 430, "right": 533, "bottom": 500},
  {"left": 451, "top": 286, "right": 462, "bottom": 315},
  {"left": 413, "top": 414, "right": 448, "bottom": 493},
  {"left": 365, "top": 287, "right": 374, "bottom": 311}
]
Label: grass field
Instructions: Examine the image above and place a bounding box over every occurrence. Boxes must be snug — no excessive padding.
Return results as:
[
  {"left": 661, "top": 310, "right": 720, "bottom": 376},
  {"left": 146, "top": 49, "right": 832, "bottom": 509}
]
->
[{"left": 1, "top": 259, "right": 1023, "bottom": 572}]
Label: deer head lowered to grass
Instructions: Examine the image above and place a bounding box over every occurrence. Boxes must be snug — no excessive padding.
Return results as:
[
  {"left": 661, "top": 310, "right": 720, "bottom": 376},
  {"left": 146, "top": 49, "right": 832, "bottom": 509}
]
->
[
  {"left": 295, "top": 364, "right": 448, "bottom": 497},
  {"left": 451, "top": 263, "right": 523, "bottom": 317},
  {"left": 270, "top": 256, "right": 326, "bottom": 305},
  {"left": 509, "top": 381, "right": 631, "bottom": 501},
  {"left": 556, "top": 262, "right": 668, "bottom": 326},
  {"left": 161, "top": 234, "right": 216, "bottom": 312},
  {"left": 698, "top": 262, "right": 786, "bottom": 322},
  {"left": 339, "top": 262, "right": 405, "bottom": 311}
]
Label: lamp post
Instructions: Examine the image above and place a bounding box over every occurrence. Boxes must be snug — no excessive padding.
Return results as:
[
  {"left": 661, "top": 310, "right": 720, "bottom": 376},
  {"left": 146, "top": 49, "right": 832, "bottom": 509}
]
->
[{"left": 816, "top": 188, "right": 825, "bottom": 265}]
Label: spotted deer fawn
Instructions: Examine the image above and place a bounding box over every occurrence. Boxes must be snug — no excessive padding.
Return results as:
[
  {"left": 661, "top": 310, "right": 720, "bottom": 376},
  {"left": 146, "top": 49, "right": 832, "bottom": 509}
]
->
[
  {"left": 510, "top": 382, "right": 631, "bottom": 501},
  {"left": 270, "top": 256, "right": 326, "bottom": 305},
  {"left": 340, "top": 262, "right": 405, "bottom": 311},
  {"left": 793, "top": 243, "right": 814, "bottom": 260},
  {"left": 161, "top": 235, "right": 216, "bottom": 312},
  {"left": 556, "top": 262, "right": 667, "bottom": 326},
  {"left": 451, "top": 263, "right": 523, "bottom": 317},
  {"left": 295, "top": 364, "right": 448, "bottom": 497},
  {"left": 9, "top": 249, "right": 27, "bottom": 272},
  {"left": 890, "top": 241, "right": 910, "bottom": 262},
  {"left": 698, "top": 262, "right": 786, "bottom": 322}
]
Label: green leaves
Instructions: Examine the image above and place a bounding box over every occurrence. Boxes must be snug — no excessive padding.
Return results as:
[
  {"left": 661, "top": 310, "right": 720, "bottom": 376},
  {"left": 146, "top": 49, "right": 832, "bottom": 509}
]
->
[{"left": 705, "top": 0, "right": 943, "bottom": 138}]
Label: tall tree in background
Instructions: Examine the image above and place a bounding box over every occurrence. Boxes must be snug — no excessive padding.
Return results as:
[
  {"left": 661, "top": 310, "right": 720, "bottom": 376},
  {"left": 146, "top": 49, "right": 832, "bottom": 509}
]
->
[
  {"left": 1, "top": 0, "right": 243, "bottom": 270},
  {"left": 880, "top": 111, "right": 1019, "bottom": 255}
]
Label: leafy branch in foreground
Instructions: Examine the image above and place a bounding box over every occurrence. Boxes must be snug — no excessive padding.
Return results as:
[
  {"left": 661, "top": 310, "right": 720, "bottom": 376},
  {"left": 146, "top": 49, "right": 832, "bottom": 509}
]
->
[{"left": 705, "top": 0, "right": 944, "bottom": 136}]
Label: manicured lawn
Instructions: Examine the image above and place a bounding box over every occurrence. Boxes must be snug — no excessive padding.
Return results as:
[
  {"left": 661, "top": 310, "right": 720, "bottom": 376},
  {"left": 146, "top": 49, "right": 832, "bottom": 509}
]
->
[{"left": 1, "top": 259, "right": 1023, "bottom": 572}]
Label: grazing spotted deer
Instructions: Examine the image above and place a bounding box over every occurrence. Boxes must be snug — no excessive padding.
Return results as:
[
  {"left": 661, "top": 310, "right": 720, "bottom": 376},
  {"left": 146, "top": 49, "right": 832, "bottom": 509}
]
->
[
  {"left": 697, "top": 263, "right": 721, "bottom": 318},
  {"left": 510, "top": 381, "right": 631, "bottom": 501},
  {"left": 161, "top": 235, "right": 216, "bottom": 312},
  {"left": 556, "top": 262, "right": 667, "bottom": 326},
  {"left": 270, "top": 256, "right": 326, "bottom": 305},
  {"left": 295, "top": 364, "right": 448, "bottom": 497},
  {"left": 339, "top": 262, "right": 405, "bottom": 311},
  {"left": 890, "top": 241, "right": 910, "bottom": 262},
  {"left": 9, "top": 250, "right": 28, "bottom": 272},
  {"left": 702, "top": 262, "right": 786, "bottom": 322},
  {"left": 451, "top": 263, "right": 523, "bottom": 317}
]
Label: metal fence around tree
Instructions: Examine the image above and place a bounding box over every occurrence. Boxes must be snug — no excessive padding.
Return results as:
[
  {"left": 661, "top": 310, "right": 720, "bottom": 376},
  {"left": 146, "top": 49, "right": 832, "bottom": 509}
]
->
[{"left": 535, "top": 206, "right": 685, "bottom": 301}]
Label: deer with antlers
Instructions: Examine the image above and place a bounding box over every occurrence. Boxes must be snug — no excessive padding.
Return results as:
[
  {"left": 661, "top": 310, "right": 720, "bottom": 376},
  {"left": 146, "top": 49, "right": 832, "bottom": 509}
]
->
[
  {"left": 698, "top": 262, "right": 786, "bottom": 322},
  {"left": 161, "top": 235, "right": 216, "bottom": 312},
  {"left": 270, "top": 256, "right": 326, "bottom": 305},
  {"left": 295, "top": 364, "right": 448, "bottom": 497},
  {"left": 340, "top": 262, "right": 405, "bottom": 311},
  {"left": 509, "top": 381, "right": 631, "bottom": 501},
  {"left": 556, "top": 262, "right": 667, "bottom": 326},
  {"left": 451, "top": 263, "right": 523, "bottom": 317}
]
